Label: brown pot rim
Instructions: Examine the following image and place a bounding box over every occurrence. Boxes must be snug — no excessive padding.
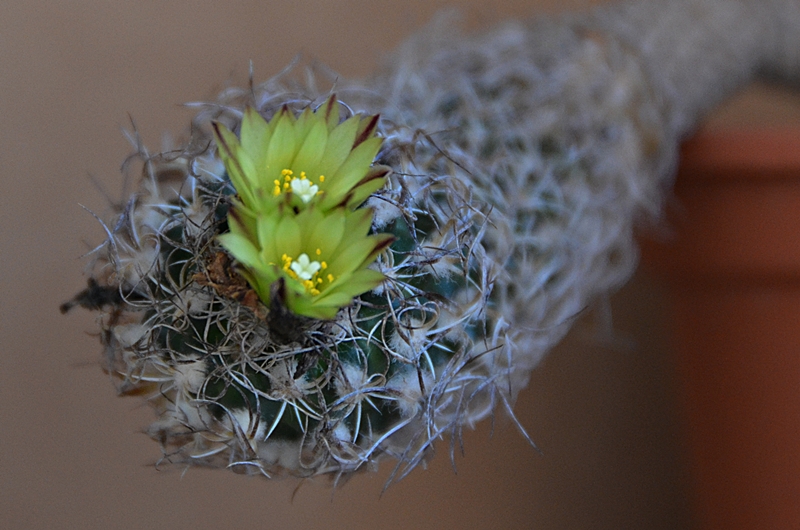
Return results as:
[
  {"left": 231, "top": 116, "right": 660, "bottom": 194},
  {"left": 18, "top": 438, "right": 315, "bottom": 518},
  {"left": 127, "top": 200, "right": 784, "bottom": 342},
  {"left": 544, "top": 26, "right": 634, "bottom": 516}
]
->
[{"left": 680, "top": 128, "right": 800, "bottom": 181}]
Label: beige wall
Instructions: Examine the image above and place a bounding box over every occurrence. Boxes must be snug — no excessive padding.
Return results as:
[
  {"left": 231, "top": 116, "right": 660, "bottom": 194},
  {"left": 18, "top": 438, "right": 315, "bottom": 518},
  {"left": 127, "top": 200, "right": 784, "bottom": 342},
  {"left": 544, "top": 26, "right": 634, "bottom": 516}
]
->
[{"left": 2, "top": 0, "right": 798, "bottom": 528}]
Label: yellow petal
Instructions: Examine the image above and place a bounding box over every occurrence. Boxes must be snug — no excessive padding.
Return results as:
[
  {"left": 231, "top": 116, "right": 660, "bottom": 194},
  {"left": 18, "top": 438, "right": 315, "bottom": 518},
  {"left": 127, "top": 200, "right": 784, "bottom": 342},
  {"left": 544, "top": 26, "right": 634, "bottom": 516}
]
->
[
  {"left": 353, "top": 114, "right": 379, "bottom": 148},
  {"left": 213, "top": 123, "right": 258, "bottom": 208},
  {"left": 273, "top": 214, "right": 301, "bottom": 261},
  {"left": 317, "top": 95, "right": 341, "bottom": 131},
  {"left": 327, "top": 235, "right": 384, "bottom": 276},
  {"left": 217, "top": 232, "right": 261, "bottom": 269},
  {"left": 240, "top": 107, "right": 271, "bottom": 171},
  {"left": 264, "top": 109, "right": 297, "bottom": 180},
  {"left": 320, "top": 137, "right": 381, "bottom": 209},
  {"left": 306, "top": 116, "right": 359, "bottom": 182},
  {"left": 256, "top": 212, "right": 281, "bottom": 261},
  {"left": 307, "top": 208, "right": 345, "bottom": 257},
  {"left": 346, "top": 166, "right": 390, "bottom": 208},
  {"left": 292, "top": 106, "right": 316, "bottom": 145},
  {"left": 290, "top": 119, "right": 328, "bottom": 175}
]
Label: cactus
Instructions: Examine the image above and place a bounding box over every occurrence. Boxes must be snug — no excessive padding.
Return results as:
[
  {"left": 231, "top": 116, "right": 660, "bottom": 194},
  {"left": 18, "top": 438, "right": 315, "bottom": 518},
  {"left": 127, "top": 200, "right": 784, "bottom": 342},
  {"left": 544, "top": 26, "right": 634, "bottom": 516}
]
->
[
  {"left": 64, "top": 84, "right": 497, "bottom": 479},
  {"left": 64, "top": 0, "right": 800, "bottom": 482}
]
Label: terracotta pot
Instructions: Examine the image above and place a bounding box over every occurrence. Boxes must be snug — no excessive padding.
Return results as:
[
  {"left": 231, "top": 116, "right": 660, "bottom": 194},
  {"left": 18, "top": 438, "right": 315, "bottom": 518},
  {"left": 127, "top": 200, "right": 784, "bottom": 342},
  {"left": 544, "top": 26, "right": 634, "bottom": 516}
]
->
[{"left": 642, "top": 128, "right": 800, "bottom": 529}]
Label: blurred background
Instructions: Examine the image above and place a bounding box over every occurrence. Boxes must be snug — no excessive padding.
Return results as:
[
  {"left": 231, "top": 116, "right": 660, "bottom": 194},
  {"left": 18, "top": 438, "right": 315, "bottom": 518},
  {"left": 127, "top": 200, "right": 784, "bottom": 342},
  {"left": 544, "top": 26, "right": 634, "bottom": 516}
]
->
[{"left": 2, "top": 0, "right": 800, "bottom": 528}]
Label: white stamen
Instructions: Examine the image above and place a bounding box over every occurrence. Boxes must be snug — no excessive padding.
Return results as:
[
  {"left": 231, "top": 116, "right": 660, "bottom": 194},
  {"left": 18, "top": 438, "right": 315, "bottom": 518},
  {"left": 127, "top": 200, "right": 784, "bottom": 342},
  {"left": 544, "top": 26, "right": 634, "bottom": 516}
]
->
[
  {"left": 290, "top": 253, "right": 321, "bottom": 280},
  {"left": 290, "top": 178, "right": 319, "bottom": 203}
]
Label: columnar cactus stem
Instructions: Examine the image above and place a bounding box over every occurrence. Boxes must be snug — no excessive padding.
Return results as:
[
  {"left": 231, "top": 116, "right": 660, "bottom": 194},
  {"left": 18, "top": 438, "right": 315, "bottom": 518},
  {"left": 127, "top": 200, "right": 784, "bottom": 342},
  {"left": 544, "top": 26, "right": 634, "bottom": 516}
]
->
[
  {"left": 64, "top": 0, "right": 800, "bottom": 482},
  {"left": 585, "top": 0, "right": 800, "bottom": 137}
]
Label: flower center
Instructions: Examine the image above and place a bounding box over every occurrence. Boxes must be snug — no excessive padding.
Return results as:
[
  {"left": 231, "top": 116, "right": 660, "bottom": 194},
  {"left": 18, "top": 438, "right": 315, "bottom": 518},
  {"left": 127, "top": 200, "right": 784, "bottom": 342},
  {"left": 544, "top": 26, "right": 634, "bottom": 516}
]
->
[
  {"left": 273, "top": 169, "right": 325, "bottom": 204},
  {"left": 290, "top": 253, "right": 320, "bottom": 280},
  {"left": 281, "top": 250, "right": 336, "bottom": 296}
]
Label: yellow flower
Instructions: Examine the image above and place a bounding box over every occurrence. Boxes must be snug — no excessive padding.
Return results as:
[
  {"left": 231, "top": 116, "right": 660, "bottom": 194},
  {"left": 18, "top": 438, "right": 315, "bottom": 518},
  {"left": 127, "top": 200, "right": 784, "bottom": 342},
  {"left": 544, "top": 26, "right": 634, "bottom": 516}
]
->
[
  {"left": 212, "top": 96, "right": 394, "bottom": 320},
  {"left": 212, "top": 96, "right": 389, "bottom": 215},
  {"left": 218, "top": 206, "right": 393, "bottom": 320}
]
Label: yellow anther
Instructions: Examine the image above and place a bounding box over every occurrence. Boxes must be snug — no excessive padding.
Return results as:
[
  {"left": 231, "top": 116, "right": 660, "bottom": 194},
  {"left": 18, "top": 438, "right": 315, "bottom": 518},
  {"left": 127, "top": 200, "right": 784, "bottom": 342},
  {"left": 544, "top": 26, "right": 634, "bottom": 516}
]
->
[
  {"left": 315, "top": 248, "right": 321, "bottom": 256},
  {"left": 327, "top": 273, "right": 334, "bottom": 283},
  {"left": 281, "top": 169, "right": 292, "bottom": 176},
  {"left": 321, "top": 261, "right": 327, "bottom": 269},
  {"left": 310, "top": 288, "right": 320, "bottom": 296},
  {"left": 300, "top": 171, "right": 307, "bottom": 180},
  {"left": 273, "top": 186, "right": 281, "bottom": 196},
  {"left": 317, "top": 278, "right": 323, "bottom": 284},
  {"left": 318, "top": 175, "right": 325, "bottom": 182}
]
